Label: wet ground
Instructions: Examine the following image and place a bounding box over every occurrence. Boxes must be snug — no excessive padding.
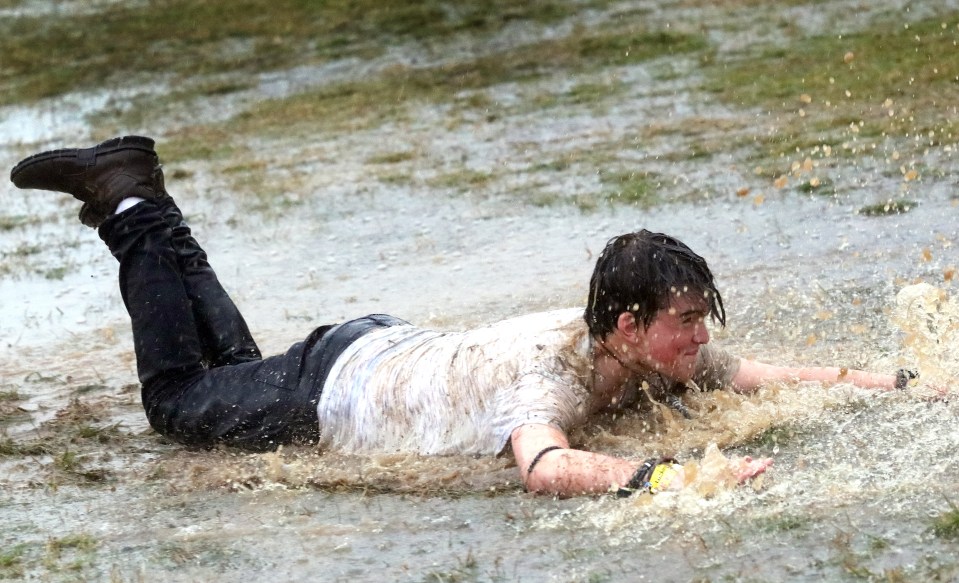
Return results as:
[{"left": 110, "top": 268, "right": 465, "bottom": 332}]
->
[{"left": 2, "top": 0, "right": 958, "bottom": 581}]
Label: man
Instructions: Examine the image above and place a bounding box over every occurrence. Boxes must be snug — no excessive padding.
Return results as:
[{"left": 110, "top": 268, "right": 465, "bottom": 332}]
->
[{"left": 10, "top": 136, "right": 908, "bottom": 498}]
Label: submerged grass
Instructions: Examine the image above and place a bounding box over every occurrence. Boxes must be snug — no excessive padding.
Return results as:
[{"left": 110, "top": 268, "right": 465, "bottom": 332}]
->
[
  {"left": 932, "top": 500, "right": 959, "bottom": 540},
  {"left": 707, "top": 14, "right": 959, "bottom": 112},
  {"left": 598, "top": 170, "right": 660, "bottom": 207},
  {"left": 0, "top": 0, "right": 582, "bottom": 106},
  {"left": 858, "top": 199, "right": 919, "bottom": 216},
  {"left": 706, "top": 12, "right": 959, "bottom": 170},
  {"left": 228, "top": 26, "right": 707, "bottom": 139}
]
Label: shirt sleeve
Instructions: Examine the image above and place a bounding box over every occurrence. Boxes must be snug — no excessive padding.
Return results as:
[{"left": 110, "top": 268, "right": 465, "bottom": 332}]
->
[
  {"left": 489, "top": 364, "right": 591, "bottom": 454},
  {"left": 692, "top": 344, "right": 741, "bottom": 391}
]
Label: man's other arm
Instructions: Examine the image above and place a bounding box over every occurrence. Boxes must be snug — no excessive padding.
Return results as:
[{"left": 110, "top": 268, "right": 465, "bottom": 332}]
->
[{"left": 730, "top": 359, "right": 897, "bottom": 393}]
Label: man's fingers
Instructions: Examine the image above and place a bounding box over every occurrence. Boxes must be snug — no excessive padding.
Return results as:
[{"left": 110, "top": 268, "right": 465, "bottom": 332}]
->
[{"left": 735, "top": 457, "right": 773, "bottom": 482}]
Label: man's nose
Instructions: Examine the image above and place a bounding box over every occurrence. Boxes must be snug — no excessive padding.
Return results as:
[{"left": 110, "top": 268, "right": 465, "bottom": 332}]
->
[{"left": 693, "top": 323, "right": 709, "bottom": 344}]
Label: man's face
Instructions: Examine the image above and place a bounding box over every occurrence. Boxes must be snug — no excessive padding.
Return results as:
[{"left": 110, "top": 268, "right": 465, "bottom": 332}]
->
[{"left": 635, "top": 294, "right": 711, "bottom": 382}]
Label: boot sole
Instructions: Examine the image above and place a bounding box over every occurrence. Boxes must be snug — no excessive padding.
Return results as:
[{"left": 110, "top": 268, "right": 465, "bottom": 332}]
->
[{"left": 10, "top": 135, "right": 156, "bottom": 183}]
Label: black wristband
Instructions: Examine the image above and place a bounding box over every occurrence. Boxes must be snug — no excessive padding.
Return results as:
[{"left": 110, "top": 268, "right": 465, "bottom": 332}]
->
[
  {"left": 895, "top": 368, "right": 919, "bottom": 390},
  {"left": 526, "top": 445, "right": 562, "bottom": 476},
  {"left": 625, "top": 458, "right": 659, "bottom": 490},
  {"left": 616, "top": 456, "right": 679, "bottom": 497}
]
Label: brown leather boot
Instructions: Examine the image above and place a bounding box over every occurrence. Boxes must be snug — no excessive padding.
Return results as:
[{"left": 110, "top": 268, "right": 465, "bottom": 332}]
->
[{"left": 10, "top": 135, "right": 164, "bottom": 227}]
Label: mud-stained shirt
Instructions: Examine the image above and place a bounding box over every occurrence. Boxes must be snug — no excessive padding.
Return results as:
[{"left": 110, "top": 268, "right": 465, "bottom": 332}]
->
[{"left": 315, "top": 308, "right": 739, "bottom": 456}]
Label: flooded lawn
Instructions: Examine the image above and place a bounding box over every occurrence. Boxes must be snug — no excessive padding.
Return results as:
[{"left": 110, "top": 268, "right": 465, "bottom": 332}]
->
[{"left": 1, "top": 0, "right": 958, "bottom": 580}]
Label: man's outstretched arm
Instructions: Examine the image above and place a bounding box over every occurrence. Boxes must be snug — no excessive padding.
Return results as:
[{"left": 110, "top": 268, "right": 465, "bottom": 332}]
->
[
  {"left": 730, "top": 359, "right": 897, "bottom": 393},
  {"left": 510, "top": 423, "right": 771, "bottom": 497}
]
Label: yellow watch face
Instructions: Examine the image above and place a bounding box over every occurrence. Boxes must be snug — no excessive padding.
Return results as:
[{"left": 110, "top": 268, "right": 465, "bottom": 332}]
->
[{"left": 648, "top": 463, "right": 680, "bottom": 493}]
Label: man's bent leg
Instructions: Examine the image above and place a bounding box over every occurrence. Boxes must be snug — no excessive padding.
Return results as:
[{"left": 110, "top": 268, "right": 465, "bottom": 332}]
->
[
  {"left": 99, "top": 200, "right": 205, "bottom": 387},
  {"left": 158, "top": 197, "right": 262, "bottom": 367},
  {"left": 12, "top": 137, "right": 316, "bottom": 450},
  {"left": 99, "top": 201, "right": 317, "bottom": 450}
]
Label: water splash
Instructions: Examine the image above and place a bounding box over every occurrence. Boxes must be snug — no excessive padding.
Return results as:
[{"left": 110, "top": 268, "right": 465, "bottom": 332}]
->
[{"left": 893, "top": 283, "right": 958, "bottom": 393}]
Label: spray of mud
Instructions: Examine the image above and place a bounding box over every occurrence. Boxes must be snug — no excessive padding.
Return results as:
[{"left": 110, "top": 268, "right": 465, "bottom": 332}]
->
[
  {"left": 537, "top": 283, "right": 959, "bottom": 540},
  {"left": 894, "top": 282, "right": 959, "bottom": 391},
  {"left": 139, "top": 284, "right": 957, "bottom": 549}
]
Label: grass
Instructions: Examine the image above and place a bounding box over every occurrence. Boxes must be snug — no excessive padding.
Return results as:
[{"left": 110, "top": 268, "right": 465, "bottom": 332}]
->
[
  {"left": 429, "top": 168, "right": 496, "bottom": 193},
  {"left": 419, "top": 549, "right": 479, "bottom": 583},
  {"left": 1, "top": 396, "right": 127, "bottom": 488},
  {"left": 797, "top": 176, "right": 837, "bottom": 197},
  {"left": 0, "top": 215, "right": 40, "bottom": 231},
  {"left": 706, "top": 14, "right": 959, "bottom": 112},
  {"left": 0, "top": 535, "right": 98, "bottom": 579},
  {"left": 705, "top": 12, "right": 959, "bottom": 172},
  {"left": 367, "top": 150, "right": 418, "bottom": 165},
  {"left": 749, "top": 424, "right": 800, "bottom": 449},
  {"left": 0, "top": 390, "right": 21, "bottom": 402},
  {"left": 0, "top": 0, "right": 582, "bottom": 106},
  {"left": 0, "top": 544, "right": 26, "bottom": 579},
  {"left": 47, "top": 534, "right": 97, "bottom": 555},
  {"left": 757, "top": 513, "right": 808, "bottom": 532},
  {"left": 0, "top": 436, "right": 52, "bottom": 456},
  {"left": 527, "top": 79, "right": 630, "bottom": 116},
  {"left": 932, "top": 500, "right": 959, "bottom": 540},
  {"left": 858, "top": 199, "right": 919, "bottom": 216},
  {"left": 598, "top": 170, "right": 660, "bottom": 207},
  {"left": 218, "top": 26, "right": 707, "bottom": 141},
  {"left": 2, "top": 0, "right": 714, "bottom": 212}
]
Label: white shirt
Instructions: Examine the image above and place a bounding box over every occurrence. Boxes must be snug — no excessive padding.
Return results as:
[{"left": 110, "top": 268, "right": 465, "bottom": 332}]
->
[{"left": 316, "top": 309, "right": 737, "bottom": 456}]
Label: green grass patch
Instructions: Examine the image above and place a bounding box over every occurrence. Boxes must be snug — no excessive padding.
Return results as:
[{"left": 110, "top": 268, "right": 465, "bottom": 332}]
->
[
  {"left": 757, "top": 513, "right": 809, "bottom": 533},
  {"left": 429, "top": 168, "right": 496, "bottom": 192},
  {"left": 0, "top": 545, "right": 25, "bottom": 567},
  {"left": 0, "top": 390, "right": 28, "bottom": 427},
  {"left": 210, "top": 26, "right": 708, "bottom": 140},
  {"left": 598, "top": 170, "right": 659, "bottom": 206},
  {"left": 932, "top": 501, "right": 959, "bottom": 540},
  {"left": 706, "top": 12, "right": 959, "bottom": 171},
  {"left": 367, "top": 151, "right": 418, "bottom": 165},
  {"left": 0, "top": 0, "right": 583, "bottom": 106},
  {"left": 0, "top": 390, "right": 21, "bottom": 402},
  {"left": 0, "top": 543, "right": 26, "bottom": 578},
  {"left": 42, "top": 266, "right": 68, "bottom": 280},
  {"left": 0, "top": 215, "right": 39, "bottom": 231},
  {"left": 858, "top": 199, "right": 918, "bottom": 216},
  {"left": 44, "top": 533, "right": 99, "bottom": 572},
  {"left": 531, "top": 158, "right": 573, "bottom": 173},
  {"left": 47, "top": 534, "right": 97, "bottom": 554},
  {"left": 73, "top": 423, "right": 123, "bottom": 444},
  {"left": 0, "top": 436, "right": 52, "bottom": 457},
  {"left": 797, "top": 177, "right": 836, "bottom": 197},
  {"left": 706, "top": 15, "right": 959, "bottom": 109},
  {"left": 4, "top": 243, "right": 42, "bottom": 258},
  {"left": 158, "top": 128, "right": 251, "bottom": 165},
  {"left": 532, "top": 79, "right": 629, "bottom": 111},
  {"left": 748, "top": 424, "right": 802, "bottom": 449}
]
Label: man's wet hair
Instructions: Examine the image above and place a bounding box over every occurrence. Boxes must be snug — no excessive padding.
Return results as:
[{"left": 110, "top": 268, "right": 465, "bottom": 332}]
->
[{"left": 584, "top": 230, "right": 726, "bottom": 338}]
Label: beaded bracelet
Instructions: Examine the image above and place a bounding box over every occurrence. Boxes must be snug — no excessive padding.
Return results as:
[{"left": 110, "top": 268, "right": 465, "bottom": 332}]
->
[{"left": 525, "top": 445, "right": 563, "bottom": 476}]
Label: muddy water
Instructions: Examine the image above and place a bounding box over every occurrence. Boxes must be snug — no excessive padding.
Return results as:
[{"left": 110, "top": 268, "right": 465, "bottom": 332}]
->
[{"left": 2, "top": 0, "right": 959, "bottom": 581}]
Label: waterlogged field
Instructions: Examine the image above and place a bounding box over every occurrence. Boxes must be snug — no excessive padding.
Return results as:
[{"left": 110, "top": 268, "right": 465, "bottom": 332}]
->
[{"left": 1, "top": 0, "right": 958, "bottom": 580}]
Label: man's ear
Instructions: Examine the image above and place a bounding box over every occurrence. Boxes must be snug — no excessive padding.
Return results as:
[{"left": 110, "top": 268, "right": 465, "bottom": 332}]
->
[{"left": 615, "top": 312, "right": 640, "bottom": 340}]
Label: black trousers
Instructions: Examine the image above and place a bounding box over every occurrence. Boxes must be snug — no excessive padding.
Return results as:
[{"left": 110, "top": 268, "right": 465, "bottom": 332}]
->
[{"left": 98, "top": 200, "right": 405, "bottom": 451}]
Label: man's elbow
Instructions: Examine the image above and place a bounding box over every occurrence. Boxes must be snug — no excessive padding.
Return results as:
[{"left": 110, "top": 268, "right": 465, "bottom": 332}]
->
[
  {"left": 522, "top": 469, "right": 552, "bottom": 495},
  {"left": 523, "top": 466, "right": 570, "bottom": 497}
]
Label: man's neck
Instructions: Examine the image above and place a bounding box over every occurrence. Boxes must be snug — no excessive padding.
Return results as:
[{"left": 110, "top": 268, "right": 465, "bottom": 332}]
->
[{"left": 590, "top": 336, "right": 644, "bottom": 411}]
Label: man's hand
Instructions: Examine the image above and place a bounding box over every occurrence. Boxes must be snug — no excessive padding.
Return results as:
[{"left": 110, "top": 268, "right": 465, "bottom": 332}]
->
[{"left": 731, "top": 455, "right": 773, "bottom": 482}]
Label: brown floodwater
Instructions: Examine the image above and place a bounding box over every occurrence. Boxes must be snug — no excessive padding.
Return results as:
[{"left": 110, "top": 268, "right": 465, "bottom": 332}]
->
[{"left": 1, "top": 0, "right": 958, "bottom": 580}]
